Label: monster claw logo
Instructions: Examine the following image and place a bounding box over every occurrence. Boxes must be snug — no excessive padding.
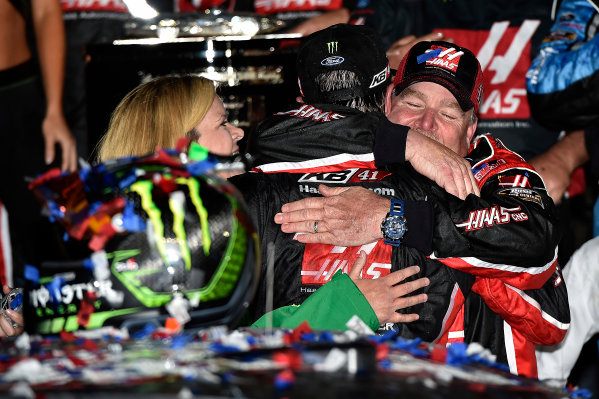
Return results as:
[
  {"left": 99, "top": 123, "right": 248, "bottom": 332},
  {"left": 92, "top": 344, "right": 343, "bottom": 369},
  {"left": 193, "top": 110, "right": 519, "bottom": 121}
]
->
[{"left": 327, "top": 41, "right": 338, "bottom": 53}]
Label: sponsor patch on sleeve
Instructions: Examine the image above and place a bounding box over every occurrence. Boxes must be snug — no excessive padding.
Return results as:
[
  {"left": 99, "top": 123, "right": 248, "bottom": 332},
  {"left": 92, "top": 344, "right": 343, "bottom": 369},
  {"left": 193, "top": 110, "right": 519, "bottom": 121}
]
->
[
  {"left": 472, "top": 159, "right": 507, "bottom": 181},
  {"left": 497, "top": 188, "right": 544, "bottom": 208},
  {"left": 498, "top": 174, "right": 531, "bottom": 188}
]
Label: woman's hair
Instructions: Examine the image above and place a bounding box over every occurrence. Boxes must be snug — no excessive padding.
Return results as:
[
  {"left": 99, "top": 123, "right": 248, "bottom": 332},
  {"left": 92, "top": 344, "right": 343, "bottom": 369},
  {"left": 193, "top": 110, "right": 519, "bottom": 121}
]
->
[{"left": 95, "top": 75, "right": 216, "bottom": 162}]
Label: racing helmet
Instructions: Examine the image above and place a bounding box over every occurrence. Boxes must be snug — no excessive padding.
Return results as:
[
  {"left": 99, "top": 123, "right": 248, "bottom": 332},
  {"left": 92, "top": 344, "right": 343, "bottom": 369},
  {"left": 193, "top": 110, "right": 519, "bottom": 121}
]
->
[{"left": 26, "top": 144, "right": 260, "bottom": 334}]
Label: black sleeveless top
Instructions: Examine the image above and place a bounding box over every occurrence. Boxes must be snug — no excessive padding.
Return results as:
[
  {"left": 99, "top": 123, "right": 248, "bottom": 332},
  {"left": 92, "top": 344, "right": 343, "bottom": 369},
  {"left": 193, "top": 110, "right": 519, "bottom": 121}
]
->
[{"left": 9, "top": 0, "right": 30, "bottom": 18}]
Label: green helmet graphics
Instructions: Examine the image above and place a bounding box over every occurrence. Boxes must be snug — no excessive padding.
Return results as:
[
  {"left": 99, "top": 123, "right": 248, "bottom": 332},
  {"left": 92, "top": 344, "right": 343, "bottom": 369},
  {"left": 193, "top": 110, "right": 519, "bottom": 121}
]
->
[{"left": 26, "top": 145, "right": 260, "bottom": 334}]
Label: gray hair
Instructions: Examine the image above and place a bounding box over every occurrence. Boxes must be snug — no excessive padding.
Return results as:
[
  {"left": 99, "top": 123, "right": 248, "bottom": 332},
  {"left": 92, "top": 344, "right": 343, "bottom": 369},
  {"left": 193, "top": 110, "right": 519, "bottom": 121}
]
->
[
  {"left": 469, "top": 109, "right": 478, "bottom": 126},
  {"left": 314, "top": 70, "right": 386, "bottom": 113}
]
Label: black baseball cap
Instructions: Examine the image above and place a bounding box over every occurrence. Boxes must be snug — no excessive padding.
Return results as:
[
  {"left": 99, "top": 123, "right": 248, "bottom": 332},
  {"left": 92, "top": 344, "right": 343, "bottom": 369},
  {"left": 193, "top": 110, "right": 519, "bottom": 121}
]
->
[
  {"left": 296, "top": 24, "right": 391, "bottom": 103},
  {"left": 393, "top": 40, "right": 484, "bottom": 114}
]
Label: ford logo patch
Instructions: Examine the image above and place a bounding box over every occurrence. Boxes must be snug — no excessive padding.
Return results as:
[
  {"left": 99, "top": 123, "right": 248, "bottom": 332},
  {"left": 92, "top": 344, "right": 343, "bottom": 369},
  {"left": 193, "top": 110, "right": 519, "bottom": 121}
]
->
[{"left": 321, "top": 56, "right": 344, "bottom": 66}]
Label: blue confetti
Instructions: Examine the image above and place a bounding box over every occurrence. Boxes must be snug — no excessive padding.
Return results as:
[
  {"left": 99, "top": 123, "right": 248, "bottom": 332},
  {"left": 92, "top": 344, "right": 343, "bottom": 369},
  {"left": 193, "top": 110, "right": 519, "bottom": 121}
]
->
[
  {"left": 117, "top": 170, "right": 138, "bottom": 190},
  {"left": 78, "top": 164, "right": 92, "bottom": 182},
  {"left": 130, "top": 323, "right": 157, "bottom": 339},
  {"left": 87, "top": 200, "right": 103, "bottom": 216},
  {"left": 47, "top": 276, "right": 66, "bottom": 304},
  {"left": 245, "top": 336, "right": 257, "bottom": 345},
  {"left": 170, "top": 334, "right": 190, "bottom": 349},
  {"left": 446, "top": 342, "right": 470, "bottom": 366},
  {"left": 121, "top": 201, "right": 146, "bottom": 232},
  {"left": 83, "top": 258, "right": 94, "bottom": 271},
  {"left": 24, "top": 264, "right": 40, "bottom": 284},
  {"left": 379, "top": 359, "right": 391, "bottom": 370},
  {"left": 300, "top": 332, "right": 315, "bottom": 342},
  {"left": 316, "top": 331, "right": 335, "bottom": 343},
  {"left": 46, "top": 201, "right": 65, "bottom": 221},
  {"left": 208, "top": 342, "right": 242, "bottom": 354},
  {"left": 388, "top": 337, "right": 429, "bottom": 357},
  {"left": 369, "top": 328, "right": 398, "bottom": 343},
  {"left": 274, "top": 372, "right": 294, "bottom": 390},
  {"left": 445, "top": 343, "right": 510, "bottom": 371},
  {"left": 569, "top": 388, "right": 593, "bottom": 399},
  {"left": 186, "top": 160, "right": 218, "bottom": 177}
]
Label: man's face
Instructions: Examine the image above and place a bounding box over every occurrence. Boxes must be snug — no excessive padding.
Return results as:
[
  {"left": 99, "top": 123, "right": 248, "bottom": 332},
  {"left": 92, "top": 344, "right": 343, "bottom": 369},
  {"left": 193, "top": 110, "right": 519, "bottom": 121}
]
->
[{"left": 386, "top": 81, "right": 477, "bottom": 157}]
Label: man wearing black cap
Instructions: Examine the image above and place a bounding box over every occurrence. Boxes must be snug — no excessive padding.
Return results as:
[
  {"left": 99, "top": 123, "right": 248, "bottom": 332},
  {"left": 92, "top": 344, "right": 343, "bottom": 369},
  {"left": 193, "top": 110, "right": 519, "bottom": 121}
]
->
[
  {"left": 233, "top": 24, "right": 437, "bottom": 332},
  {"left": 274, "top": 39, "right": 570, "bottom": 378}
]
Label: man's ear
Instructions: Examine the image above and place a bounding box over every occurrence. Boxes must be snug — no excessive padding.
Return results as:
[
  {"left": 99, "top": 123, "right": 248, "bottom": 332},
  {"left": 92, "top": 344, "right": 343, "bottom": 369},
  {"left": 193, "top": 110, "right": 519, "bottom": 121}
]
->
[
  {"left": 466, "top": 113, "right": 478, "bottom": 144},
  {"left": 385, "top": 85, "right": 394, "bottom": 113}
]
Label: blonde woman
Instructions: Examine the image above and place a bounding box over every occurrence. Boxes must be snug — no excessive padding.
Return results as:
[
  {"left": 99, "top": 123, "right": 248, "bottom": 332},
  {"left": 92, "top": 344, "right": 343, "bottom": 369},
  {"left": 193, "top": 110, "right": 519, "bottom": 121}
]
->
[{"left": 96, "top": 75, "right": 244, "bottom": 161}]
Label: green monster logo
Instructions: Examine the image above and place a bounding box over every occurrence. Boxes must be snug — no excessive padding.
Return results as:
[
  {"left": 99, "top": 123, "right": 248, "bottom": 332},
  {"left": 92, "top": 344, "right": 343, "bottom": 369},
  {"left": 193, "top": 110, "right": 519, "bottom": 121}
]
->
[
  {"left": 131, "top": 178, "right": 211, "bottom": 270},
  {"left": 327, "top": 41, "right": 338, "bottom": 54},
  {"left": 110, "top": 175, "right": 248, "bottom": 308}
]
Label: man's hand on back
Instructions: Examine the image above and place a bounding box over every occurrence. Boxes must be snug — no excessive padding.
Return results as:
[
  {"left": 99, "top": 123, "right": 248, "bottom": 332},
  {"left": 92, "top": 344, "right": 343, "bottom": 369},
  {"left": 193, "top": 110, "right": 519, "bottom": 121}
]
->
[{"left": 274, "top": 185, "right": 389, "bottom": 246}]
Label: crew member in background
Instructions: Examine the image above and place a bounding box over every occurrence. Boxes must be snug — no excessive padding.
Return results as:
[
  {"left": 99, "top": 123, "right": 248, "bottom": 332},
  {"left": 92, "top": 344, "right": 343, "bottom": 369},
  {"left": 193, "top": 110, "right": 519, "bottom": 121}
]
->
[
  {"left": 1, "top": 0, "right": 77, "bottom": 335},
  {"left": 61, "top": 0, "right": 175, "bottom": 158}
]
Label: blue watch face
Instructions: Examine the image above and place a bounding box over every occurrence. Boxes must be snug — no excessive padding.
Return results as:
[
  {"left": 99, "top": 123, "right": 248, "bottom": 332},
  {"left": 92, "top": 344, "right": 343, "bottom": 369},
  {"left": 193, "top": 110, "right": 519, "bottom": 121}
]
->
[{"left": 383, "top": 215, "right": 406, "bottom": 240}]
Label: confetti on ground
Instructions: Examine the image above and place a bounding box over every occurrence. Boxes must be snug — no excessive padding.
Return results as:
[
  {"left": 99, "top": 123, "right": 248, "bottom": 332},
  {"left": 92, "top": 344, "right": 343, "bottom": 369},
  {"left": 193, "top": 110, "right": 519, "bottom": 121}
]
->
[{"left": 0, "top": 325, "right": 575, "bottom": 399}]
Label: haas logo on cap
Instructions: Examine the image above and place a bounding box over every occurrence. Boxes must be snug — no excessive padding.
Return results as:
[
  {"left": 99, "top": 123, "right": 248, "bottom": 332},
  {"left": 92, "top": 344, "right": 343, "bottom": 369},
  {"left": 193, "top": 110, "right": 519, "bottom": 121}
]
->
[{"left": 417, "top": 45, "right": 463, "bottom": 73}]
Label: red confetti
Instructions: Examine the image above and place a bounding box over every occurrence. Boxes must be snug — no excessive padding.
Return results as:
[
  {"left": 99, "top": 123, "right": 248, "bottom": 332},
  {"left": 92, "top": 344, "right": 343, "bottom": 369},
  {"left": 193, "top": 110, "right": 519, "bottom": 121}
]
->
[
  {"left": 291, "top": 321, "right": 312, "bottom": 342},
  {"left": 77, "top": 292, "right": 97, "bottom": 328},
  {"left": 375, "top": 343, "right": 390, "bottom": 361},
  {"left": 60, "top": 331, "right": 77, "bottom": 342},
  {"left": 272, "top": 349, "right": 302, "bottom": 370},
  {"left": 429, "top": 346, "right": 448, "bottom": 363}
]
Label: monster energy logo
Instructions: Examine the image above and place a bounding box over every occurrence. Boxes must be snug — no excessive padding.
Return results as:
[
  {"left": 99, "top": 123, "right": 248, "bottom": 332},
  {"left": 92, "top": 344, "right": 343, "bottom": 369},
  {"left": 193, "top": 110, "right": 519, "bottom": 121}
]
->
[{"left": 327, "top": 41, "right": 338, "bottom": 53}]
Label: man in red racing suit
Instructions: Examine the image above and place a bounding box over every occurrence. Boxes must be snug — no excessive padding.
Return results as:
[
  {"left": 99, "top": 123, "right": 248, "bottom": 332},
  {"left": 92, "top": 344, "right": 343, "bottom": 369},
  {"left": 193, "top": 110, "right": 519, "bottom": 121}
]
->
[
  {"left": 233, "top": 100, "right": 568, "bottom": 378},
  {"left": 247, "top": 37, "right": 569, "bottom": 376}
]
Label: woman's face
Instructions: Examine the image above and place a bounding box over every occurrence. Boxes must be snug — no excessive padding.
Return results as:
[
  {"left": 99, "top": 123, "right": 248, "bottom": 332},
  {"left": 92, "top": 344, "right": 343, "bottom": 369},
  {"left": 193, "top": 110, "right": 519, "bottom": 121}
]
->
[{"left": 194, "top": 96, "right": 245, "bottom": 156}]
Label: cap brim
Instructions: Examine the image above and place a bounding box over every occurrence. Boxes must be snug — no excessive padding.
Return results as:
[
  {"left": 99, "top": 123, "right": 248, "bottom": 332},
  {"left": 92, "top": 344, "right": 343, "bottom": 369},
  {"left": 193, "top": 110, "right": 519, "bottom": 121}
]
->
[{"left": 394, "top": 73, "right": 474, "bottom": 113}]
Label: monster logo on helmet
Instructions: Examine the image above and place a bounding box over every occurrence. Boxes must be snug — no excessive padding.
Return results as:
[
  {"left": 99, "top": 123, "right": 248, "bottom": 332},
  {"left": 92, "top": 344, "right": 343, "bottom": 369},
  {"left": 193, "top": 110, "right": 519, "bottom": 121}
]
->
[{"left": 26, "top": 143, "right": 260, "bottom": 334}]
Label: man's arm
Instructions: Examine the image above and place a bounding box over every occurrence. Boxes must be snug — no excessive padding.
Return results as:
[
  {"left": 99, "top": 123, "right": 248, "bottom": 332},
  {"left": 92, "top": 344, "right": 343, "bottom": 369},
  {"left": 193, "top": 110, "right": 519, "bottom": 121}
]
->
[
  {"left": 31, "top": 0, "right": 77, "bottom": 171},
  {"left": 274, "top": 119, "right": 480, "bottom": 248},
  {"left": 529, "top": 130, "right": 589, "bottom": 203},
  {"left": 398, "top": 134, "right": 560, "bottom": 289},
  {"left": 287, "top": 8, "right": 350, "bottom": 36},
  {"left": 587, "top": 121, "right": 599, "bottom": 177},
  {"left": 276, "top": 135, "right": 560, "bottom": 289},
  {"left": 385, "top": 31, "right": 450, "bottom": 70},
  {"left": 376, "top": 117, "right": 480, "bottom": 199}
]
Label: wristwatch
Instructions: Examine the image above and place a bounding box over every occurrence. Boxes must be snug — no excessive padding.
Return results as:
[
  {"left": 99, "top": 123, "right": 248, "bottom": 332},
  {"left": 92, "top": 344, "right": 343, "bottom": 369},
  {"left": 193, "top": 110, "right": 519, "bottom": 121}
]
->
[{"left": 380, "top": 199, "right": 407, "bottom": 246}]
